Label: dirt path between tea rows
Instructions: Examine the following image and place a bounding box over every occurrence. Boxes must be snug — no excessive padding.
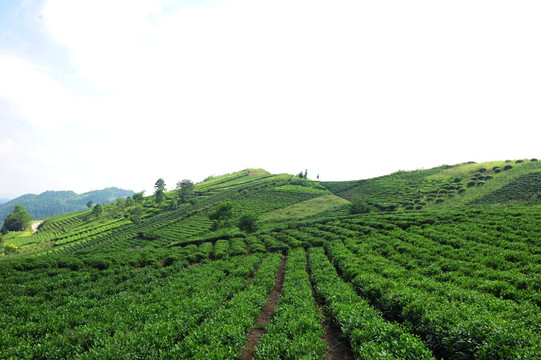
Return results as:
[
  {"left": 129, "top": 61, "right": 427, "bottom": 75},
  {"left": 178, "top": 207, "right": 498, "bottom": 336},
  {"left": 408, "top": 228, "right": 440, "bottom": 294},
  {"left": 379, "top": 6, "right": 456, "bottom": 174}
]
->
[{"left": 238, "top": 255, "right": 287, "bottom": 360}]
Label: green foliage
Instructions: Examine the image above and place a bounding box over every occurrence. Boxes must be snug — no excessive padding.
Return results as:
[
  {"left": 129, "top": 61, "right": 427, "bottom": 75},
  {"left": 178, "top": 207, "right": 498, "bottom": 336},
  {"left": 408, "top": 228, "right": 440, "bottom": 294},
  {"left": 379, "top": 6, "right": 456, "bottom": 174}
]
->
[
  {"left": 2, "top": 165, "right": 541, "bottom": 358},
  {"left": 154, "top": 178, "right": 166, "bottom": 204},
  {"left": 128, "top": 205, "right": 144, "bottom": 224},
  {"left": 91, "top": 203, "right": 104, "bottom": 218},
  {"left": 132, "top": 191, "right": 145, "bottom": 202},
  {"left": 309, "top": 247, "right": 435, "bottom": 359},
  {"left": 255, "top": 248, "right": 325, "bottom": 359},
  {"left": 237, "top": 212, "right": 258, "bottom": 233},
  {"left": 349, "top": 198, "right": 372, "bottom": 214},
  {"left": 209, "top": 202, "right": 234, "bottom": 230},
  {"left": 4, "top": 243, "right": 21, "bottom": 254},
  {"left": 0, "top": 188, "right": 134, "bottom": 225},
  {"left": 2, "top": 205, "right": 31, "bottom": 232},
  {"left": 472, "top": 173, "right": 541, "bottom": 205},
  {"left": 176, "top": 179, "right": 195, "bottom": 204}
]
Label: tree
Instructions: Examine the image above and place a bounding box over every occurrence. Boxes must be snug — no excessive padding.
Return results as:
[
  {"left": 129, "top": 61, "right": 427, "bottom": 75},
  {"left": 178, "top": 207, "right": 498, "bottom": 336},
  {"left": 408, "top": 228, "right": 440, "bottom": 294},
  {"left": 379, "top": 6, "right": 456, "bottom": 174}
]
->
[
  {"left": 238, "top": 212, "right": 258, "bottom": 233},
  {"left": 176, "top": 179, "right": 194, "bottom": 204},
  {"left": 125, "top": 196, "right": 135, "bottom": 207},
  {"left": 154, "top": 178, "right": 166, "bottom": 204},
  {"left": 115, "top": 197, "right": 126, "bottom": 210},
  {"left": 1, "top": 205, "right": 31, "bottom": 232},
  {"left": 92, "top": 203, "right": 104, "bottom": 217},
  {"left": 133, "top": 191, "right": 145, "bottom": 203},
  {"left": 128, "top": 205, "right": 144, "bottom": 224},
  {"left": 208, "top": 202, "right": 234, "bottom": 231},
  {"left": 86, "top": 200, "right": 94, "bottom": 209},
  {"left": 155, "top": 178, "right": 166, "bottom": 191}
]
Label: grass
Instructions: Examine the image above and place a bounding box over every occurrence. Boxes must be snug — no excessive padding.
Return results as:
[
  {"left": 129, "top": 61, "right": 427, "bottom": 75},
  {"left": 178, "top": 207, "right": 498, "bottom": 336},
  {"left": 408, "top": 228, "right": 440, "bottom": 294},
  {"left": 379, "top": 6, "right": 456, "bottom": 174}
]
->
[
  {"left": 426, "top": 161, "right": 510, "bottom": 180},
  {"left": 428, "top": 160, "right": 541, "bottom": 209},
  {"left": 259, "top": 194, "right": 350, "bottom": 223}
]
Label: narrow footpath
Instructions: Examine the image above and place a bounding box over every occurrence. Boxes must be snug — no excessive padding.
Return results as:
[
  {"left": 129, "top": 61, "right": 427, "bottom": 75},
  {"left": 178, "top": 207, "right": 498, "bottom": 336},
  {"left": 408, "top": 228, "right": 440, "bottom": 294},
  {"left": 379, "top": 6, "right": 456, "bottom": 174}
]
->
[
  {"left": 305, "top": 250, "right": 354, "bottom": 360},
  {"left": 238, "top": 255, "right": 287, "bottom": 360}
]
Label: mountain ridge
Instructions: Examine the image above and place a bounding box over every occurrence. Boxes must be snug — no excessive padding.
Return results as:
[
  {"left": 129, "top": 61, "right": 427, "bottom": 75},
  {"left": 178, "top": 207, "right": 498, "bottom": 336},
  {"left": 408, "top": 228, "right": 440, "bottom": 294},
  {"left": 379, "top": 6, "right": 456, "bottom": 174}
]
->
[{"left": 0, "top": 187, "right": 134, "bottom": 225}]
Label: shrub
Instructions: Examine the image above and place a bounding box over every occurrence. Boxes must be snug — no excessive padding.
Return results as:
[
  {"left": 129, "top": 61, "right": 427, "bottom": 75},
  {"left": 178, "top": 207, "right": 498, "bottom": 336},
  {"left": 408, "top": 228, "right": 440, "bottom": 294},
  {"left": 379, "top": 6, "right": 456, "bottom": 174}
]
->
[
  {"left": 515, "top": 160, "right": 524, "bottom": 164},
  {"left": 476, "top": 181, "right": 486, "bottom": 186},
  {"left": 503, "top": 165, "right": 513, "bottom": 171},
  {"left": 4, "top": 243, "right": 21, "bottom": 254},
  {"left": 453, "top": 177, "right": 462, "bottom": 183},
  {"left": 467, "top": 181, "right": 476, "bottom": 187},
  {"left": 349, "top": 199, "right": 372, "bottom": 214},
  {"left": 531, "top": 158, "right": 538, "bottom": 162},
  {"left": 478, "top": 168, "right": 487, "bottom": 172},
  {"left": 237, "top": 213, "right": 259, "bottom": 233}
]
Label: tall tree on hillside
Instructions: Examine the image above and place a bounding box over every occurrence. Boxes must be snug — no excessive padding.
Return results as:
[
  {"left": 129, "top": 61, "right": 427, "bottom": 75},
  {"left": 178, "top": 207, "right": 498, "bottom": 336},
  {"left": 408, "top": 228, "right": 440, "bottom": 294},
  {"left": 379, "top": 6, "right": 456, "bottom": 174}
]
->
[
  {"left": 208, "top": 202, "right": 234, "bottom": 231},
  {"left": 176, "top": 179, "right": 194, "bottom": 204},
  {"left": 237, "top": 212, "right": 258, "bottom": 233},
  {"left": 132, "top": 191, "right": 145, "bottom": 203},
  {"left": 92, "top": 203, "right": 104, "bottom": 218},
  {"left": 86, "top": 200, "right": 93, "bottom": 209},
  {"left": 1, "top": 205, "right": 31, "bottom": 233},
  {"left": 154, "top": 178, "right": 166, "bottom": 204}
]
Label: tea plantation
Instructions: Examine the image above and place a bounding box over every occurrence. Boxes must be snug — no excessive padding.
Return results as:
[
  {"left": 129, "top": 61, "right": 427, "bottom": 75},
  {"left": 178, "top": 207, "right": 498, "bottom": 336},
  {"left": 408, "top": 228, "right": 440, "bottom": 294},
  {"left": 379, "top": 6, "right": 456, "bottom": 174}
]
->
[{"left": 1, "top": 162, "right": 540, "bottom": 359}]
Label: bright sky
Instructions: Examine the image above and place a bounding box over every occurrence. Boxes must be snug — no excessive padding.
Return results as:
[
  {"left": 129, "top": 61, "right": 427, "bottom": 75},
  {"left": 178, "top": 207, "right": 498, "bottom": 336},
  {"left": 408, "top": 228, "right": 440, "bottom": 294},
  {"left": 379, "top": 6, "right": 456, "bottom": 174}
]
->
[{"left": 1, "top": 0, "right": 540, "bottom": 198}]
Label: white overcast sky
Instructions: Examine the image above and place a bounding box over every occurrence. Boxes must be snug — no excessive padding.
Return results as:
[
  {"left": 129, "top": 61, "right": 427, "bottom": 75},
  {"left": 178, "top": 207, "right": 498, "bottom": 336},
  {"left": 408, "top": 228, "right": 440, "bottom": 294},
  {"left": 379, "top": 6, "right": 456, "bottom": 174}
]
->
[{"left": 1, "top": 0, "right": 540, "bottom": 198}]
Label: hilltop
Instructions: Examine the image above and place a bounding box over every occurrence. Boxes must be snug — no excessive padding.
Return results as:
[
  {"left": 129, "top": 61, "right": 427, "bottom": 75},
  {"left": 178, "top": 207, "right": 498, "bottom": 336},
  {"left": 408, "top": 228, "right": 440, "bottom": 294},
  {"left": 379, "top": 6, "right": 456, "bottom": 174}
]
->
[{"left": 0, "top": 161, "right": 540, "bottom": 359}]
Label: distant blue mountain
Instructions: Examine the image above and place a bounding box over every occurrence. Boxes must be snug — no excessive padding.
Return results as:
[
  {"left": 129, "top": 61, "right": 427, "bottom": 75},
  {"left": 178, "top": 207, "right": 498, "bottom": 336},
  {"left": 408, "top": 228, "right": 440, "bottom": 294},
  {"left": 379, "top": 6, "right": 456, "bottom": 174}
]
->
[{"left": 0, "top": 187, "right": 134, "bottom": 225}]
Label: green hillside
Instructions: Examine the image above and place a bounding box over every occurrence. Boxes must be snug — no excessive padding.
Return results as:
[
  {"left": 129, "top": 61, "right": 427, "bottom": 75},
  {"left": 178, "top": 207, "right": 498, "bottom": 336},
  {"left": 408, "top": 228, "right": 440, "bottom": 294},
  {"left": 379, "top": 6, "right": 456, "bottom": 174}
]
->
[
  {"left": 0, "top": 162, "right": 540, "bottom": 359},
  {"left": 0, "top": 187, "right": 135, "bottom": 226},
  {"left": 324, "top": 158, "right": 541, "bottom": 211}
]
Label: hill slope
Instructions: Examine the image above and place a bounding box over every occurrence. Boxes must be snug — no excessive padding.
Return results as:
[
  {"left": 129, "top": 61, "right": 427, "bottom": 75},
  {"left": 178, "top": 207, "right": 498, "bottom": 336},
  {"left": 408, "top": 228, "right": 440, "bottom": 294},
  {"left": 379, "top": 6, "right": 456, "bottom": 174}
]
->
[
  {"left": 0, "top": 163, "right": 540, "bottom": 359},
  {"left": 0, "top": 187, "right": 134, "bottom": 225},
  {"left": 323, "top": 159, "right": 541, "bottom": 211}
]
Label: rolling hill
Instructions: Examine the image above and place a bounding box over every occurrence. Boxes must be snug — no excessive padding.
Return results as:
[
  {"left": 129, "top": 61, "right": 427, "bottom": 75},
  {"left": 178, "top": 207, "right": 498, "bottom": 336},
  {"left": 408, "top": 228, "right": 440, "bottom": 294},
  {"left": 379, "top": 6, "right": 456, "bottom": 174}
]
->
[
  {"left": 0, "top": 162, "right": 540, "bottom": 359},
  {"left": 0, "top": 187, "right": 135, "bottom": 226}
]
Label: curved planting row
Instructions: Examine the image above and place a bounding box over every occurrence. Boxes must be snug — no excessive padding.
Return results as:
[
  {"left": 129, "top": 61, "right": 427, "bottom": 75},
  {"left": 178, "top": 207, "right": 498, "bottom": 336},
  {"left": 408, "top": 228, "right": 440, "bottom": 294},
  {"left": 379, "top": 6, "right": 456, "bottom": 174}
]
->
[
  {"left": 324, "top": 239, "right": 541, "bottom": 359},
  {"left": 308, "top": 247, "right": 435, "bottom": 359}
]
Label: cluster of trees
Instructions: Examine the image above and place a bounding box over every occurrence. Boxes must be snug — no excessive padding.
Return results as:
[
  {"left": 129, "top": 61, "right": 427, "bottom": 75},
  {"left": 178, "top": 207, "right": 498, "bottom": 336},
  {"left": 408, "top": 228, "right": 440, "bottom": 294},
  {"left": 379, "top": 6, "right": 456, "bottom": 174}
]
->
[
  {"left": 153, "top": 178, "right": 195, "bottom": 207},
  {"left": 1, "top": 205, "right": 31, "bottom": 234},
  {"left": 208, "top": 201, "right": 258, "bottom": 233}
]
